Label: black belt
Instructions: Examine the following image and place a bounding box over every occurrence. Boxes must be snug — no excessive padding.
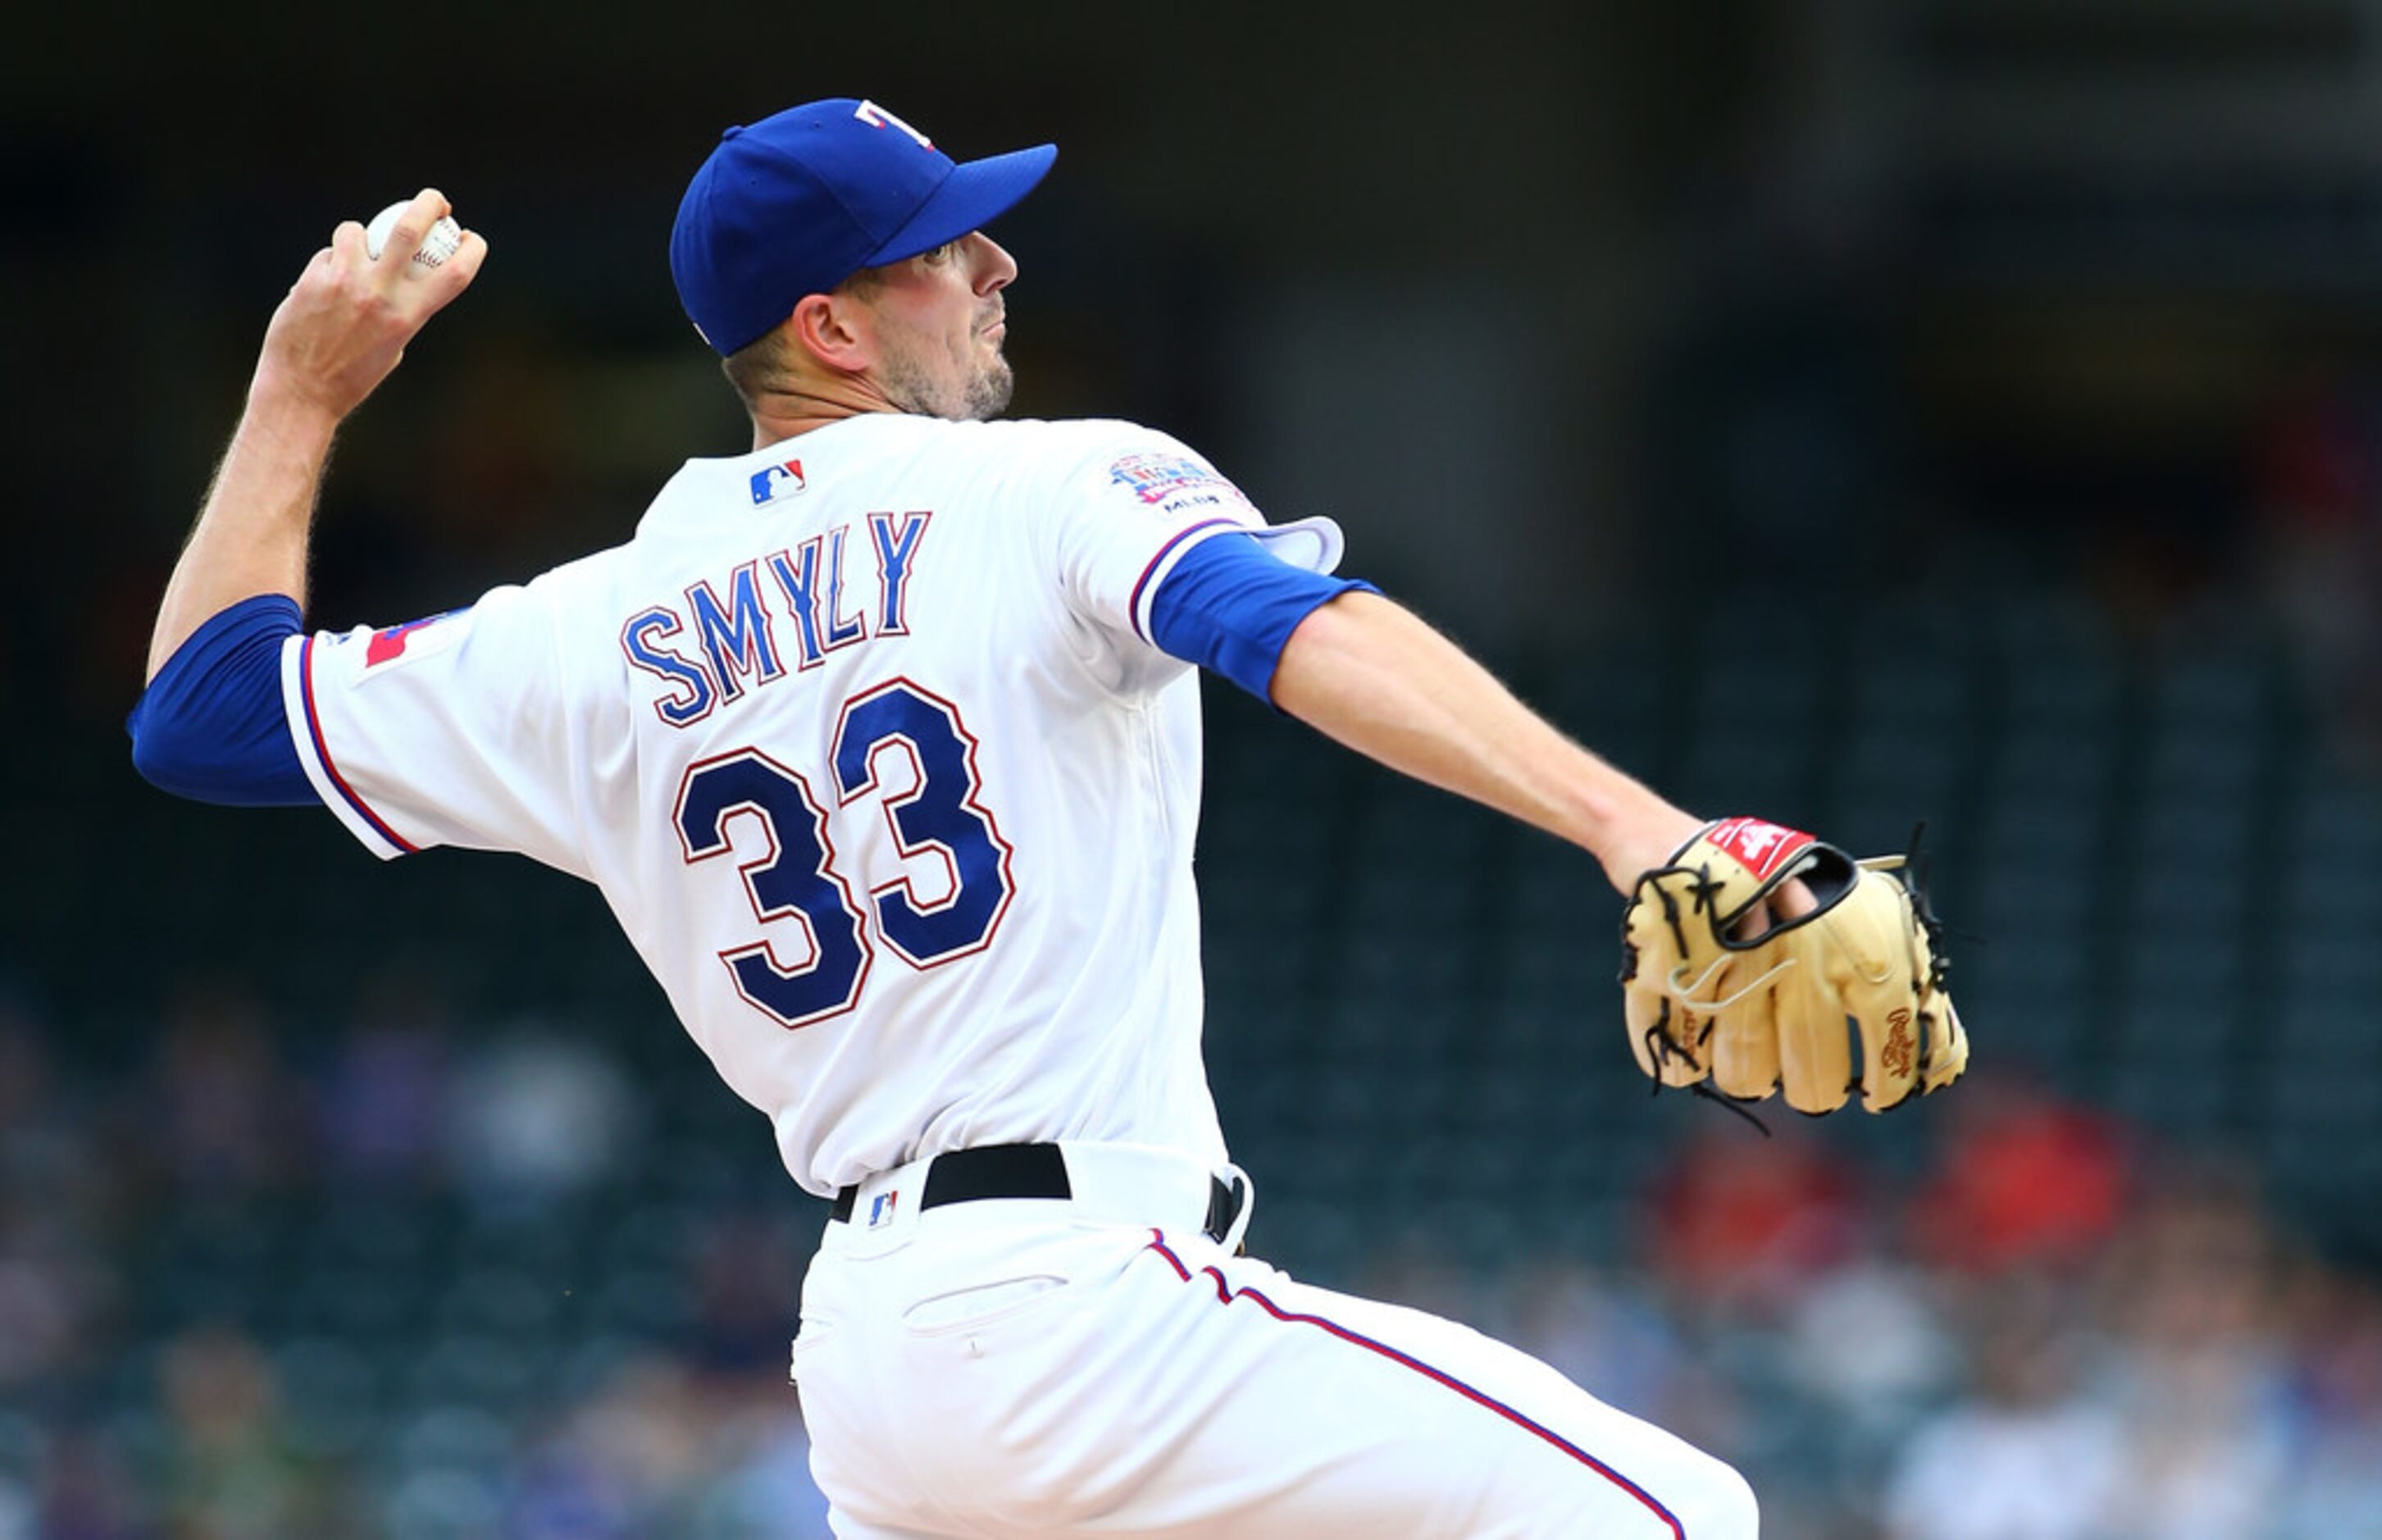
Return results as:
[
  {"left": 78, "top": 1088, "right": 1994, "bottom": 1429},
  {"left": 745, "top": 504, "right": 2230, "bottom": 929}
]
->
[{"left": 831, "top": 1142, "right": 1246, "bottom": 1246}]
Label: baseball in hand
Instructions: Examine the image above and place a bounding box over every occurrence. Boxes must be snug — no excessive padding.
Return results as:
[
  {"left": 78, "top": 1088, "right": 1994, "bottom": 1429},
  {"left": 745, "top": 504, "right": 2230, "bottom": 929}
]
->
[{"left": 364, "top": 202, "right": 463, "bottom": 270}]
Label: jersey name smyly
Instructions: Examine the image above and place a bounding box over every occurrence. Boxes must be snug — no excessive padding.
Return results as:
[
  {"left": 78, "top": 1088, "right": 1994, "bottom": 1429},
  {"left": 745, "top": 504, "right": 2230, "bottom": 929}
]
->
[{"left": 619, "top": 511, "right": 931, "bottom": 728}]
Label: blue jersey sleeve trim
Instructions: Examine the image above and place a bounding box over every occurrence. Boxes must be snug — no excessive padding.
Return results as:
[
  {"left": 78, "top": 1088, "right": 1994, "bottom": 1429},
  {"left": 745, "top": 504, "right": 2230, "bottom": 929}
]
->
[
  {"left": 1145, "top": 532, "right": 1378, "bottom": 704},
  {"left": 127, "top": 594, "right": 317, "bottom": 807}
]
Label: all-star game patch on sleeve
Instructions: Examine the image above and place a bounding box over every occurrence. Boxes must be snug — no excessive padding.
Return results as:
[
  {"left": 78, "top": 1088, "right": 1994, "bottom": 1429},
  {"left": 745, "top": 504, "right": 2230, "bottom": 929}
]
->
[
  {"left": 1039, "top": 423, "right": 1347, "bottom": 679},
  {"left": 278, "top": 579, "right": 594, "bottom": 877}
]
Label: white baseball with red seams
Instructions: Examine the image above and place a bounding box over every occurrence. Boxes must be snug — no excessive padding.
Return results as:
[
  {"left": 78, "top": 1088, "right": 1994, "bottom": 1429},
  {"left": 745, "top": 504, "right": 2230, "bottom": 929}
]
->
[
  {"left": 279, "top": 410, "right": 1758, "bottom": 1535},
  {"left": 362, "top": 201, "right": 462, "bottom": 268}
]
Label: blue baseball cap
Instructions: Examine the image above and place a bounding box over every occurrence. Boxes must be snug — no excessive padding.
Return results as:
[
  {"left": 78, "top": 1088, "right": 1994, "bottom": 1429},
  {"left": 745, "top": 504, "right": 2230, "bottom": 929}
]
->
[{"left": 671, "top": 98, "right": 1056, "bottom": 357}]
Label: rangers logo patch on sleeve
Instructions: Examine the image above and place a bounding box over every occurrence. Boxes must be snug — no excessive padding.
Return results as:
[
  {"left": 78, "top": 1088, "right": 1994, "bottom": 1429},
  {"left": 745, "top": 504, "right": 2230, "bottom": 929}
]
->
[
  {"left": 1106, "top": 453, "right": 1248, "bottom": 513},
  {"left": 358, "top": 608, "right": 471, "bottom": 671}
]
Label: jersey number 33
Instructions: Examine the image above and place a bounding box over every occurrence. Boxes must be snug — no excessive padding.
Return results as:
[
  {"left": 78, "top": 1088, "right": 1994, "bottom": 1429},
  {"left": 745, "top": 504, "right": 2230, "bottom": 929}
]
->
[{"left": 672, "top": 678, "right": 1014, "bottom": 1028}]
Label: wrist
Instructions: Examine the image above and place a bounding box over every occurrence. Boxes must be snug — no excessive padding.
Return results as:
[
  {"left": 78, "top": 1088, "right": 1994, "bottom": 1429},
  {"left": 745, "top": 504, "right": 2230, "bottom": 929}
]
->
[
  {"left": 1584, "top": 791, "right": 1703, "bottom": 892},
  {"left": 244, "top": 369, "right": 347, "bottom": 444}
]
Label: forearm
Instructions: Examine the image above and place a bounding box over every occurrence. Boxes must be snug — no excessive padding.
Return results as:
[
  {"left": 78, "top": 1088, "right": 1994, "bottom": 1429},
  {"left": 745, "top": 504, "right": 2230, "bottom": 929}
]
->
[
  {"left": 1268, "top": 590, "right": 1696, "bottom": 886},
  {"left": 144, "top": 189, "right": 484, "bottom": 683},
  {"left": 146, "top": 385, "right": 337, "bottom": 682}
]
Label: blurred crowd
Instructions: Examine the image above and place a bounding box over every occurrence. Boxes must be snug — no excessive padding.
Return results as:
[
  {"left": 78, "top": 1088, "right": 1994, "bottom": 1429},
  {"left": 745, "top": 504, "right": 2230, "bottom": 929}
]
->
[
  {"left": 1610, "top": 1094, "right": 2382, "bottom": 1538},
  {"left": 0, "top": 977, "right": 830, "bottom": 1540},
  {"left": 2257, "top": 367, "right": 2382, "bottom": 767},
  {"left": 2, "top": 978, "right": 2379, "bottom": 1540}
]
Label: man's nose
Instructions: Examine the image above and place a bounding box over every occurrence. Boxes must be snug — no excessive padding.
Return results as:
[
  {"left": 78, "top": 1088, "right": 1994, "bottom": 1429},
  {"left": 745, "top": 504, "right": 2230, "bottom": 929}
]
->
[{"left": 971, "top": 234, "right": 1018, "bottom": 292}]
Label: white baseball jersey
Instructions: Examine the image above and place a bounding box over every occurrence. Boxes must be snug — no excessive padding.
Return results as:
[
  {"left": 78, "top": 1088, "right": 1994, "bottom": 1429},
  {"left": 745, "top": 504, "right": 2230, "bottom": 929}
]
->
[{"left": 278, "top": 413, "right": 1344, "bottom": 1197}]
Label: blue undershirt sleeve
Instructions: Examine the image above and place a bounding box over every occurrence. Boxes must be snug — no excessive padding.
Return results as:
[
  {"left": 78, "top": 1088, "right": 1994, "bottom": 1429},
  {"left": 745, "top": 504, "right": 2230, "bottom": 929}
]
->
[
  {"left": 127, "top": 594, "right": 316, "bottom": 807},
  {"left": 1145, "top": 533, "right": 1378, "bottom": 704}
]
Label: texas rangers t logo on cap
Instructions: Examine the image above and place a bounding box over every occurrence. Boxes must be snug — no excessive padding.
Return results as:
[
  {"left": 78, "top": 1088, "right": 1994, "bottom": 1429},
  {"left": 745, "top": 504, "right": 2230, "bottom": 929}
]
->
[{"left": 854, "top": 100, "right": 933, "bottom": 149}]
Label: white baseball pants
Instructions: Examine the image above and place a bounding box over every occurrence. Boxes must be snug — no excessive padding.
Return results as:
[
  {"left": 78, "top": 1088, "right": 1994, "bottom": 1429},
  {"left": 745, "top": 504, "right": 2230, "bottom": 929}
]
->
[{"left": 791, "top": 1143, "right": 1758, "bottom": 1538}]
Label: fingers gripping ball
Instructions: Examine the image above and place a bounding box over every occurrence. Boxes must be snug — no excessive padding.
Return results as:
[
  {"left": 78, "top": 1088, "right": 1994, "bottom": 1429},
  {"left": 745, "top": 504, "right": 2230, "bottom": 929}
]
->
[
  {"left": 364, "top": 202, "right": 463, "bottom": 270},
  {"left": 1619, "top": 818, "right": 1969, "bottom": 1114}
]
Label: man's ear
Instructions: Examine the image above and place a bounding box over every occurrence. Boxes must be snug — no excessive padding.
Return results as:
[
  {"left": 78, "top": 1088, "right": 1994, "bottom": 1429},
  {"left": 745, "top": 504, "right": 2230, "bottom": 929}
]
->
[{"left": 791, "top": 292, "right": 872, "bottom": 373}]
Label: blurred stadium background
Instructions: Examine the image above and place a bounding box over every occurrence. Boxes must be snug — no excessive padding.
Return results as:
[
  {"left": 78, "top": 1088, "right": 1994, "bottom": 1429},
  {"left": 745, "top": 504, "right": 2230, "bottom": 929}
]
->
[{"left": 11, "top": 1, "right": 2382, "bottom": 1535}]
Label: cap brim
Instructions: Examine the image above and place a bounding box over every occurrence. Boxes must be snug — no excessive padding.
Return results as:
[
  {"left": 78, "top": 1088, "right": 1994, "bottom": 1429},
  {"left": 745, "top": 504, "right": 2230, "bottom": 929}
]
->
[{"left": 865, "top": 144, "right": 1057, "bottom": 267}]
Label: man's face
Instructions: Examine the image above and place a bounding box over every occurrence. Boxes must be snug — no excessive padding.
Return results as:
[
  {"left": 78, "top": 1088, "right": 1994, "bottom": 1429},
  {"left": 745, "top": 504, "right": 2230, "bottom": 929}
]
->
[{"left": 859, "top": 231, "right": 1019, "bottom": 421}]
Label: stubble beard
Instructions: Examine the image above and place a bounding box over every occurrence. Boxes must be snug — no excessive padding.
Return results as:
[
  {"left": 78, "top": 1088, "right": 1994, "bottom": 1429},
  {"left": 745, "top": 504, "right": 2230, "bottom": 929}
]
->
[
  {"left": 879, "top": 332, "right": 1013, "bottom": 422},
  {"left": 964, "top": 354, "right": 1014, "bottom": 421}
]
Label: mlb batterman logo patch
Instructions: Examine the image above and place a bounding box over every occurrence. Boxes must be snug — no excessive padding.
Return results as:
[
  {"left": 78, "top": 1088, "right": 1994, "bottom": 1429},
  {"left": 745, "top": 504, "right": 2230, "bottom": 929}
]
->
[{"left": 751, "top": 458, "right": 807, "bottom": 506}]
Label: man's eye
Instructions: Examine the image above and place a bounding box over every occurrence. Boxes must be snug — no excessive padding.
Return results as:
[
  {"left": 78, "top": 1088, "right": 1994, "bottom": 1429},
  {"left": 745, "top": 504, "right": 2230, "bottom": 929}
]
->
[{"left": 924, "top": 241, "right": 955, "bottom": 264}]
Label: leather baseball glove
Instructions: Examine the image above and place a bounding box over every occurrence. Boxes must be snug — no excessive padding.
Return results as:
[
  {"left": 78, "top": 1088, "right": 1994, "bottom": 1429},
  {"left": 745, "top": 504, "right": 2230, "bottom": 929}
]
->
[{"left": 1619, "top": 818, "right": 1968, "bottom": 1114}]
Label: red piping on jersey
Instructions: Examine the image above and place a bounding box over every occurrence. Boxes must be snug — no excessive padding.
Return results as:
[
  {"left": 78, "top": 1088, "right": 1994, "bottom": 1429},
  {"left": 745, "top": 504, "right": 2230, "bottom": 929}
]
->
[
  {"left": 1125, "top": 518, "right": 1240, "bottom": 644},
  {"left": 1143, "top": 1231, "right": 1687, "bottom": 1538},
  {"left": 299, "top": 637, "right": 420, "bottom": 854}
]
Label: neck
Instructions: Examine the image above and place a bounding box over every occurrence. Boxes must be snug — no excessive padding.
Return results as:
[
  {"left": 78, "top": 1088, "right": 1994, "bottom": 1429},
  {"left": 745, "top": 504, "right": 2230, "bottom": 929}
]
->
[{"left": 747, "top": 376, "right": 904, "bottom": 450}]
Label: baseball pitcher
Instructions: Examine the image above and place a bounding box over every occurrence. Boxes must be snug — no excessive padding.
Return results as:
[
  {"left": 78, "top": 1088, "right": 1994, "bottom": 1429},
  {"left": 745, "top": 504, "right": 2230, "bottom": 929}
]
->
[{"left": 131, "top": 98, "right": 1965, "bottom": 1538}]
